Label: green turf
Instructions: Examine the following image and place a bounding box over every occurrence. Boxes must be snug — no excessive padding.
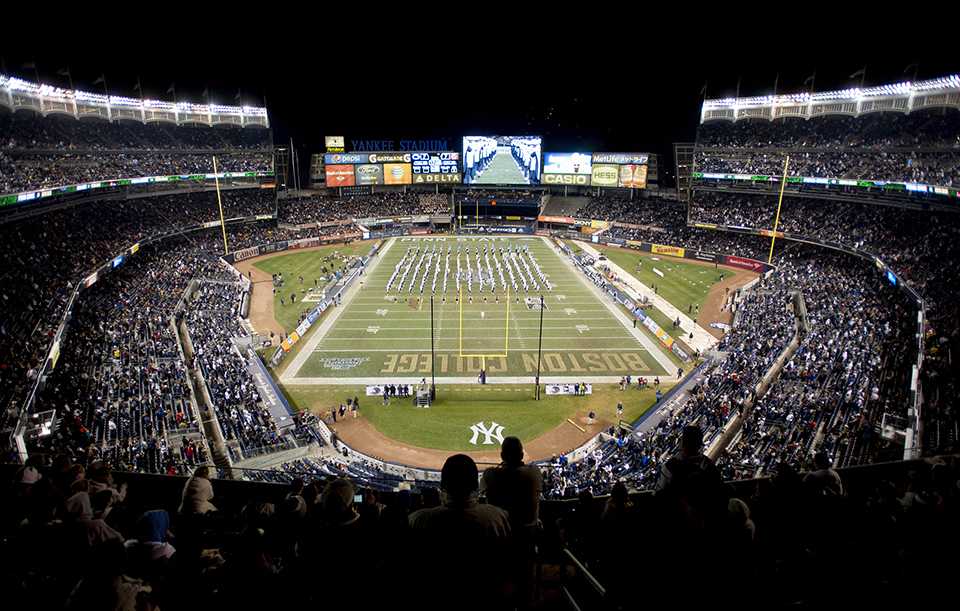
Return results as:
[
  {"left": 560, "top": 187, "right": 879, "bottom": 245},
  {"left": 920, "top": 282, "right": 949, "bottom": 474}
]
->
[
  {"left": 596, "top": 245, "right": 734, "bottom": 314},
  {"left": 284, "top": 383, "right": 667, "bottom": 452},
  {"left": 290, "top": 236, "right": 669, "bottom": 379},
  {"left": 252, "top": 242, "right": 376, "bottom": 330}
]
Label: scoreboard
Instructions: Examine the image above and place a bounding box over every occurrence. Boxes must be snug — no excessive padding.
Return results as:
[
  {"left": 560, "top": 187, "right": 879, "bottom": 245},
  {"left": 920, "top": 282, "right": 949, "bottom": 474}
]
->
[
  {"left": 411, "top": 152, "right": 462, "bottom": 184},
  {"left": 323, "top": 151, "right": 461, "bottom": 186}
]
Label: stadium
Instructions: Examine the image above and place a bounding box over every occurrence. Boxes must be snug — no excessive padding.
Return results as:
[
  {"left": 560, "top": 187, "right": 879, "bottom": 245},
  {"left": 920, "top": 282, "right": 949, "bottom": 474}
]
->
[{"left": 1, "top": 45, "right": 958, "bottom": 610}]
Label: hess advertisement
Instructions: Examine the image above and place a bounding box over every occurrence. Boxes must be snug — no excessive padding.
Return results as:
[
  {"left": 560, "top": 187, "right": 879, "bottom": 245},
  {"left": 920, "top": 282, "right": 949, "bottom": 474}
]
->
[{"left": 591, "top": 164, "right": 619, "bottom": 187}]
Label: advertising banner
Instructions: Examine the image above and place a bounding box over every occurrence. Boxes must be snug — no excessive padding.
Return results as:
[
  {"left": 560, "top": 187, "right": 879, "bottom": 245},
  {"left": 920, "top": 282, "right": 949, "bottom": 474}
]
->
[
  {"left": 651, "top": 244, "right": 685, "bottom": 258},
  {"left": 592, "top": 152, "right": 649, "bottom": 165},
  {"left": 591, "top": 164, "right": 619, "bottom": 187},
  {"left": 325, "top": 164, "right": 356, "bottom": 187},
  {"left": 689, "top": 251, "right": 718, "bottom": 263},
  {"left": 543, "top": 173, "right": 591, "bottom": 186},
  {"left": 618, "top": 163, "right": 647, "bottom": 189},
  {"left": 368, "top": 153, "right": 412, "bottom": 164},
  {"left": 413, "top": 173, "right": 462, "bottom": 184},
  {"left": 325, "top": 135, "right": 345, "bottom": 152},
  {"left": 590, "top": 220, "right": 610, "bottom": 230},
  {"left": 538, "top": 215, "right": 575, "bottom": 225},
  {"left": 724, "top": 255, "right": 766, "bottom": 272},
  {"left": 233, "top": 246, "right": 261, "bottom": 262},
  {"left": 354, "top": 164, "right": 384, "bottom": 185},
  {"left": 654, "top": 327, "right": 675, "bottom": 348},
  {"left": 365, "top": 384, "right": 415, "bottom": 396},
  {"left": 543, "top": 152, "right": 593, "bottom": 175},
  {"left": 383, "top": 163, "right": 412, "bottom": 185},
  {"left": 324, "top": 153, "right": 368, "bottom": 164},
  {"left": 545, "top": 383, "right": 593, "bottom": 395}
]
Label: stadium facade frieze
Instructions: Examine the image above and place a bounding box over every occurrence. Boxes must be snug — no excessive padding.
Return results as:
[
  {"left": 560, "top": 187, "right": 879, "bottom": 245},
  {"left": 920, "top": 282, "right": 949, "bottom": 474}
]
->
[
  {"left": 700, "top": 74, "right": 960, "bottom": 123},
  {"left": 0, "top": 74, "right": 269, "bottom": 128}
]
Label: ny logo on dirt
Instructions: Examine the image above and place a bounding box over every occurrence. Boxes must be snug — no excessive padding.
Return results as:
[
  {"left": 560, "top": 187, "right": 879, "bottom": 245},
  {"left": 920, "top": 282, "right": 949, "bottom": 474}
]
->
[{"left": 469, "top": 421, "right": 505, "bottom": 445}]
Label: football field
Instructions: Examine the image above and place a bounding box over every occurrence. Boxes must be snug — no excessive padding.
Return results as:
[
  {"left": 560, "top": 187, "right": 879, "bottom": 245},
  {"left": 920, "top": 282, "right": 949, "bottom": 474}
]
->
[{"left": 282, "top": 235, "right": 672, "bottom": 382}]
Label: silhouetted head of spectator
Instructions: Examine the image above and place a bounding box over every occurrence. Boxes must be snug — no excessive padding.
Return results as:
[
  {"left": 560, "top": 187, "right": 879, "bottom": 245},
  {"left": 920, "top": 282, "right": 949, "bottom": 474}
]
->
[
  {"left": 500, "top": 436, "right": 524, "bottom": 465},
  {"left": 441, "top": 454, "right": 479, "bottom": 502},
  {"left": 814, "top": 452, "right": 831, "bottom": 471},
  {"left": 320, "top": 478, "right": 357, "bottom": 526},
  {"left": 88, "top": 461, "right": 112, "bottom": 486},
  {"left": 681, "top": 425, "right": 704, "bottom": 458},
  {"left": 289, "top": 478, "right": 304, "bottom": 496},
  {"left": 91, "top": 488, "right": 115, "bottom": 518},
  {"left": 610, "top": 481, "right": 629, "bottom": 506}
]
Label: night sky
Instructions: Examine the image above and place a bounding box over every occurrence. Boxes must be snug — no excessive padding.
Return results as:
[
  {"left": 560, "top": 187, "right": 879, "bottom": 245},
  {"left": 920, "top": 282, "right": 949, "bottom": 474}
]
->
[{"left": 2, "top": 25, "right": 954, "bottom": 188}]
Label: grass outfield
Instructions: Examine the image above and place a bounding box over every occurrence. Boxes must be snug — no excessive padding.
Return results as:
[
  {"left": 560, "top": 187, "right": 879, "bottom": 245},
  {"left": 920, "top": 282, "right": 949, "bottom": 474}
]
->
[
  {"left": 252, "top": 242, "right": 375, "bottom": 330},
  {"left": 284, "top": 383, "right": 667, "bottom": 452},
  {"left": 287, "top": 236, "right": 669, "bottom": 379},
  {"left": 596, "top": 245, "right": 734, "bottom": 313}
]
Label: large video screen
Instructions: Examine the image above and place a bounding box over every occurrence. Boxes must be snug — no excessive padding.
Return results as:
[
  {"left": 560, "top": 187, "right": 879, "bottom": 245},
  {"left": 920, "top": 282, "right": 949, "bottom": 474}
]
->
[
  {"left": 543, "top": 151, "right": 592, "bottom": 186},
  {"left": 463, "top": 136, "right": 542, "bottom": 185}
]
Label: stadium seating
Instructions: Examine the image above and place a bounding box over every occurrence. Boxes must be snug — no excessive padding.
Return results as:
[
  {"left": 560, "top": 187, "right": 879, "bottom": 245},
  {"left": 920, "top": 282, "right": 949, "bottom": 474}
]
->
[
  {"left": 0, "top": 111, "right": 272, "bottom": 194},
  {"left": 694, "top": 108, "right": 960, "bottom": 187}
]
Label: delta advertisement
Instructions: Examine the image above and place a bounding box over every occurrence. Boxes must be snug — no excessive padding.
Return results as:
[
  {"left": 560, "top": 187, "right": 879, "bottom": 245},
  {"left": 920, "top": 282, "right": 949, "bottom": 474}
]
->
[
  {"left": 724, "top": 255, "right": 767, "bottom": 272},
  {"left": 651, "top": 244, "right": 686, "bottom": 258}
]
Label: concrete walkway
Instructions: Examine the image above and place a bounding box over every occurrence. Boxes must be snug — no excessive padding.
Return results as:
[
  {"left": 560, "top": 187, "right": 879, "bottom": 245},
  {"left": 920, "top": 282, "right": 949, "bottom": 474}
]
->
[
  {"left": 574, "top": 241, "right": 719, "bottom": 355},
  {"left": 281, "top": 238, "right": 397, "bottom": 382}
]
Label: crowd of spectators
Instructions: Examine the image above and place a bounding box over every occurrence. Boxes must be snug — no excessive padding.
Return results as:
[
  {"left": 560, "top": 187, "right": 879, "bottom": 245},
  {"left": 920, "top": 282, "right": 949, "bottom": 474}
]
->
[
  {"left": 5, "top": 437, "right": 959, "bottom": 609},
  {"left": 0, "top": 190, "right": 274, "bottom": 431},
  {"left": 278, "top": 191, "right": 450, "bottom": 224},
  {"left": 695, "top": 149, "right": 960, "bottom": 187},
  {"left": 1, "top": 151, "right": 272, "bottom": 194},
  {"left": 696, "top": 110, "right": 960, "bottom": 149},
  {"left": 27, "top": 239, "right": 229, "bottom": 475},
  {"left": 180, "top": 279, "right": 285, "bottom": 459},
  {"left": 577, "top": 195, "right": 687, "bottom": 227},
  {"left": 694, "top": 108, "right": 960, "bottom": 186},
  {"left": 0, "top": 111, "right": 272, "bottom": 194},
  {"left": 720, "top": 249, "right": 914, "bottom": 478},
  {"left": 690, "top": 190, "right": 960, "bottom": 456}
]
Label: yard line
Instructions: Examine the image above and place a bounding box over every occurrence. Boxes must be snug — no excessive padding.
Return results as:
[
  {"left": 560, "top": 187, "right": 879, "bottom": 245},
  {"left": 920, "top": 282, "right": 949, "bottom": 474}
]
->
[
  {"left": 309, "top": 347, "right": 651, "bottom": 353},
  {"left": 318, "top": 336, "right": 639, "bottom": 341}
]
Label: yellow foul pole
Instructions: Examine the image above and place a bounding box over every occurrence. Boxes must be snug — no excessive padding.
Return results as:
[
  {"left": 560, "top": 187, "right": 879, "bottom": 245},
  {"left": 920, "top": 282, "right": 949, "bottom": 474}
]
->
[
  {"left": 213, "top": 156, "right": 229, "bottom": 255},
  {"left": 767, "top": 155, "right": 790, "bottom": 264}
]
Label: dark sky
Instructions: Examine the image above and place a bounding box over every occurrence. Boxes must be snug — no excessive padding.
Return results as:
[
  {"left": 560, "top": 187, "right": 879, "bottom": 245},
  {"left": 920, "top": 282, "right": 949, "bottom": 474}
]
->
[{"left": 2, "top": 22, "right": 954, "bottom": 187}]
